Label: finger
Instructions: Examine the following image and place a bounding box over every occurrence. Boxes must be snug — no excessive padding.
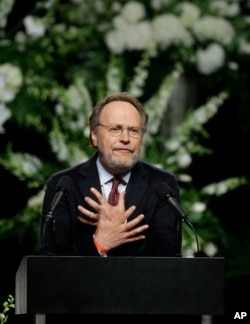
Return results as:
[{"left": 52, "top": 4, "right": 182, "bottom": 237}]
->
[
  {"left": 77, "top": 205, "right": 98, "bottom": 220},
  {"left": 90, "top": 187, "right": 108, "bottom": 204},
  {"left": 123, "top": 205, "right": 136, "bottom": 219},
  {"left": 116, "top": 191, "right": 126, "bottom": 208},
  {"left": 84, "top": 196, "right": 100, "bottom": 210},
  {"left": 125, "top": 214, "right": 146, "bottom": 229},
  {"left": 123, "top": 234, "right": 147, "bottom": 243},
  {"left": 77, "top": 216, "right": 97, "bottom": 226},
  {"left": 126, "top": 223, "right": 149, "bottom": 236}
]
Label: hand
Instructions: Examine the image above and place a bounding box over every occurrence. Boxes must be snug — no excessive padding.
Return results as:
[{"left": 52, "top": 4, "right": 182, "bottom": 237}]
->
[
  {"left": 78, "top": 187, "right": 130, "bottom": 225},
  {"left": 77, "top": 187, "right": 149, "bottom": 251}
]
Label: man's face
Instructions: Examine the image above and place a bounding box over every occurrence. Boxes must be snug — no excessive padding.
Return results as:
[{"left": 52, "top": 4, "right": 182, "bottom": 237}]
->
[{"left": 91, "top": 101, "right": 143, "bottom": 175}]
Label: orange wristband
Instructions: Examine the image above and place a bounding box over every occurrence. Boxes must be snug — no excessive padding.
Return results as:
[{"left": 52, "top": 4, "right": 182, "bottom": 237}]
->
[{"left": 93, "top": 236, "right": 108, "bottom": 254}]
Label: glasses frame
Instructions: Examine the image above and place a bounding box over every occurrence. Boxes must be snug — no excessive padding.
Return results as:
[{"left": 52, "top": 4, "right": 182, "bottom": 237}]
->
[{"left": 97, "top": 123, "right": 143, "bottom": 139}]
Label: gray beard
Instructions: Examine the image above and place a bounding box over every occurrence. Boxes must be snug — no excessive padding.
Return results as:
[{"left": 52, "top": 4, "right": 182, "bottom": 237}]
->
[{"left": 100, "top": 153, "right": 138, "bottom": 174}]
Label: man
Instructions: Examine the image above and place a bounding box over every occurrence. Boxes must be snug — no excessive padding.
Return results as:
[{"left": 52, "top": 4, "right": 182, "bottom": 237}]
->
[{"left": 41, "top": 92, "right": 181, "bottom": 257}]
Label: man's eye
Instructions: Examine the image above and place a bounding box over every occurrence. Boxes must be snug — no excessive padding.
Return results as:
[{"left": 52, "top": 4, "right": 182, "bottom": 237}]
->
[
  {"left": 130, "top": 128, "right": 139, "bottom": 134},
  {"left": 110, "top": 126, "right": 121, "bottom": 132}
]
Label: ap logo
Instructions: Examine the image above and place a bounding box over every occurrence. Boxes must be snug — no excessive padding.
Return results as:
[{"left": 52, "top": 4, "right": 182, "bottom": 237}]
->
[{"left": 234, "top": 312, "right": 247, "bottom": 320}]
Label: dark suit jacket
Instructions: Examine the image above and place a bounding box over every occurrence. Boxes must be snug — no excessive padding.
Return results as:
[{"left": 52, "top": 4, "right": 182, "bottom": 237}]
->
[{"left": 41, "top": 152, "right": 181, "bottom": 257}]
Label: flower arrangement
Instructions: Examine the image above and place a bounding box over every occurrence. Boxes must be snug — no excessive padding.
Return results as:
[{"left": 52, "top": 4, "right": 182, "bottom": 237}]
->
[
  {"left": 104, "top": 0, "right": 249, "bottom": 75},
  {"left": 0, "top": 0, "right": 249, "bottom": 261}
]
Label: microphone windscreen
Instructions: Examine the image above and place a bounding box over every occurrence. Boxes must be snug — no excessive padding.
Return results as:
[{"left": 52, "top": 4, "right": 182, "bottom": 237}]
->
[
  {"left": 155, "top": 182, "right": 174, "bottom": 200},
  {"left": 56, "top": 176, "right": 73, "bottom": 192}
]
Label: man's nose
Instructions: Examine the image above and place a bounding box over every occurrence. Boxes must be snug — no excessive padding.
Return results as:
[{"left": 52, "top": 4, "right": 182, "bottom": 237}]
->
[{"left": 119, "top": 128, "right": 130, "bottom": 140}]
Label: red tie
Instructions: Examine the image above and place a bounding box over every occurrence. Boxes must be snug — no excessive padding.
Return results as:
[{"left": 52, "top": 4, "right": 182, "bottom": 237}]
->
[{"left": 108, "top": 177, "right": 121, "bottom": 206}]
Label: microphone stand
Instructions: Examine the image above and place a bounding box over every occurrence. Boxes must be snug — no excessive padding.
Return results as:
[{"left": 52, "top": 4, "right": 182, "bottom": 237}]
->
[
  {"left": 176, "top": 218, "right": 182, "bottom": 257},
  {"left": 42, "top": 210, "right": 56, "bottom": 255},
  {"left": 50, "top": 212, "right": 56, "bottom": 255}
]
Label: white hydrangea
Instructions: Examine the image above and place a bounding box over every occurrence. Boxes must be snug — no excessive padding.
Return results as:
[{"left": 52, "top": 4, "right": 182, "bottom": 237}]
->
[
  {"left": 23, "top": 16, "right": 46, "bottom": 38},
  {"left": 105, "top": 29, "right": 126, "bottom": 54},
  {"left": 0, "top": 63, "right": 23, "bottom": 102},
  {"left": 238, "top": 38, "right": 250, "bottom": 55},
  {"left": 152, "top": 14, "right": 193, "bottom": 49},
  {"left": 209, "top": 0, "right": 240, "bottom": 17},
  {"left": 124, "top": 22, "right": 154, "bottom": 51},
  {"left": 150, "top": 0, "right": 172, "bottom": 11},
  {"left": 176, "top": 2, "right": 201, "bottom": 27},
  {"left": 113, "top": 15, "right": 131, "bottom": 31},
  {"left": 196, "top": 43, "right": 225, "bottom": 75},
  {"left": 0, "top": 0, "right": 15, "bottom": 28},
  {"left": 192, "top": 16, "right": 235, "bottom": 46},
  {"left": 121, "top": 1, "right": 146, "bottom": 23}
]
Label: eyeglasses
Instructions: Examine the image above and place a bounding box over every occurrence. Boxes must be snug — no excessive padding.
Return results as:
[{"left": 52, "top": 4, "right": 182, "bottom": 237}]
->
[{"left": 97, "top": 124, "right": 142, "bottom": 138}]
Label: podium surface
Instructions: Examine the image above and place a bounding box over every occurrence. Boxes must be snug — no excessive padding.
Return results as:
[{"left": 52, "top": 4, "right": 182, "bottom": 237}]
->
[{"left": 15, "top": 256, "right": 224, "bottom": 315}]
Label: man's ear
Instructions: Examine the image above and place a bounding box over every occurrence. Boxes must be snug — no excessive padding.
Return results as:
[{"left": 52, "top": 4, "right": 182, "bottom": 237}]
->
[{"left": 90, "top": 129, "right": 98, "bottom": 148}]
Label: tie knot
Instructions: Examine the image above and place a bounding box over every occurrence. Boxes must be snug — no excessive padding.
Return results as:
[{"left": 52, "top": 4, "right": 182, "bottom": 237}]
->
[
  {"left": 108, "top": 177, "right": 121, "bottom": 206},
  {"left": 112, "top": 177, "right": 121, "bottom": 187}
]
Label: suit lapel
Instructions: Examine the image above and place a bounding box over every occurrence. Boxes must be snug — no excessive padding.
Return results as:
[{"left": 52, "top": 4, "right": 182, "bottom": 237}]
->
[
  {"left": 77, "top": 154, "right": 101, "bottom": 200},
  {"left": 125, "top": 162, "right": 148, "bottom": 211}
]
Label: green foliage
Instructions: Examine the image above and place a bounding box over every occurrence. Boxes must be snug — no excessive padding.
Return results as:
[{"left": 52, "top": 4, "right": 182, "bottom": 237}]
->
[{"left": 0, "top": 295, "right": 15, "bottom": 324}]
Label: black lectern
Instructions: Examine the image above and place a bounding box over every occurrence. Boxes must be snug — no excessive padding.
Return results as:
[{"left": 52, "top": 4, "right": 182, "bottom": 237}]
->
[{"left": 15, "top": 256, "right": 224, "bottom": 323}]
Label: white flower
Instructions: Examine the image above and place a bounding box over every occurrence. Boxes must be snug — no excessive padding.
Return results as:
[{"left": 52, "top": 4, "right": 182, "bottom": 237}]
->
[
  {"left": 50, "top": 131, "right": 69, "bottom": 162},
  {"left": 166, "top": 139, "right": 181, "bottom": 151},
  {"left": 178, "top": 173, "right": 192, "bottom": 183},
  {"left": 0, "top": 0, "right": 15, "bottom": 28},
  {"left": 203, "top": 242, "right": 218, "bottom": 256},
  {"left": 0, "top": 64, "right": 23, "bottom": 102},
  {"left": 152, "top": 14, "right": 193, "bottom": 49},
  {"left": 105, "top": 29, "right": 126, "bottom": 54},
  {"left": 0, "top": 64, "right": 23, "bottom": 90},
  {"left": 22, "top": 154, "right": 42, "bottom": 175},
  {"left": 27, "top": 190, "right": 44, "bottom": 207},
  {"left": 124, "top": 22, "right": 154, "bottom": 51},
  {"left": 228, "top": 61, "right": 238, "bottom": 71},
  {"left": 55, "top": 103, "right": 65, "bottom": 115},
  {"left": 150, "top": 0, "right": 172, "bottom": 11},
  {"left": 191, "top": 202, "right": 206, "bottom": 213},
  {"left": 113, "top": 15, "right": 131, "bottom": 31},
  {"left": 209, "top": 0, "right": 240, "bottom": 17},
  {"left": 176, "top": 2, "right": 201, "bottom": 27},
  {"left": 121, "top": 1, "right": 146, "bottom": 23},
  {"left": 196, "top": 43, "right": 225, "bottom": 75},
  {"left": 64, "top": 84, "right": 85, "bottom": 111},
  {"left": 177, "top": 149, "right": 192, "bottom": 168},
  {"left": 14, "top": 31, "right": 27, "bottom": 45},
  {"left": 192, "top": 16, "right": 235, "bottom": 46},
  {"left": 0, "top": 103, "right": 12, "bottom": 133},
  {"left": 238, "top": 38, "right": 250, "bottom": 55},
  {"left": 23, "top": 16, "right": 46, "bottom": 38}
]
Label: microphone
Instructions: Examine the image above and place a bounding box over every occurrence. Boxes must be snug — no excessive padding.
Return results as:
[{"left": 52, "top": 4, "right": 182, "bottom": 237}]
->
[
  {"left": 46, "top": 175, "right": 73, "bottom": 221},
  {"left": 43, "top": 176, "right": 73, "bottom": 255},
  {"left": 155, "top": 182, "right": 194, "bottom": 230}
]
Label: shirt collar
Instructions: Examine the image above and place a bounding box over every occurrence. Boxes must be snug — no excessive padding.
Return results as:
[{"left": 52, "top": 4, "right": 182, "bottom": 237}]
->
[{"left": 96, "top": 157, "right": 131, "bottom": 185}]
